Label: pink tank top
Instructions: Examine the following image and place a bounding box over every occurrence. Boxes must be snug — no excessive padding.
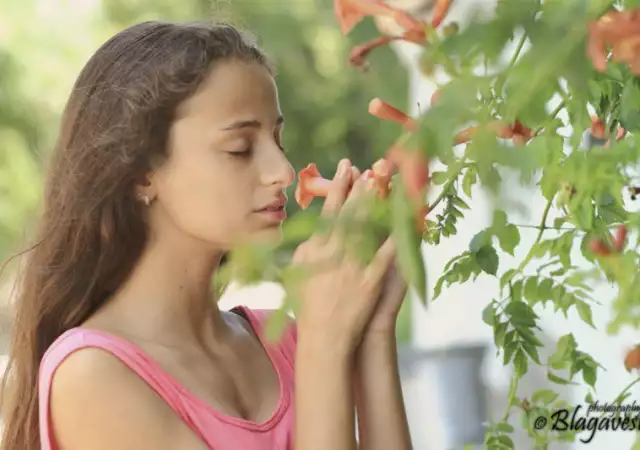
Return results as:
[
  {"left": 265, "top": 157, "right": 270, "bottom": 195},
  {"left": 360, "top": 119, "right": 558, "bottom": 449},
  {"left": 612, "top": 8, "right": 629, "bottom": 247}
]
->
[{"left": 38, "top": 306, "right": 297, "bottom": 450}]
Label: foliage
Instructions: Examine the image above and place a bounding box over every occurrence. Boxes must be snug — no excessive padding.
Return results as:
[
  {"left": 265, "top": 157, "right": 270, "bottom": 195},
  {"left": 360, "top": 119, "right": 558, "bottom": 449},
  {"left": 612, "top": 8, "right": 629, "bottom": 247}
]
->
[{"left": 221, "top": 0, "right": 640, "bottom": 447}]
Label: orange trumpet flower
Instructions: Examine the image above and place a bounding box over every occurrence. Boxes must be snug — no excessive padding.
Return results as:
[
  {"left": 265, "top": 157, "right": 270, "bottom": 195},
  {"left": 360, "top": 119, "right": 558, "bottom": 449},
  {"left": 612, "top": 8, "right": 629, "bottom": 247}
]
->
[
  {"left": 295, "top": 163, "right": 331, "bottom": 210},
  {"left": 349, "top": 29, "right": 426, "bottom": 70},
  {"left": 387, "top": 146, "right": 430, "bottom": 201},
  {"left": 588, "top": 8, "right": 640, "bottom": 76},
  {"left": 334, "top": 0, "right": 426, "bottom": 35},
  {"left": 369, "top": 98, "right": 418, "bottom": 131},
  {"left": 624, "top": 345, "right": 640, "bottom": 372},
  {"left": 371, "top": 158, "right": 394, "bottom": 198},
  {"left": 431, "top": 0, "right": 452, "bottom": 29},
  {"left": 453, "top": 120, "right": 516, "bottom": 145}
]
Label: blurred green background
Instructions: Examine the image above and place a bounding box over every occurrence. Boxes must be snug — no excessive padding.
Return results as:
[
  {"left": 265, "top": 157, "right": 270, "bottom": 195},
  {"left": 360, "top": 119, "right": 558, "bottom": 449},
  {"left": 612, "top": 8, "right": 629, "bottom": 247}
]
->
[{"left": 0, "top": 0, "right": 413, "bottom": 341}]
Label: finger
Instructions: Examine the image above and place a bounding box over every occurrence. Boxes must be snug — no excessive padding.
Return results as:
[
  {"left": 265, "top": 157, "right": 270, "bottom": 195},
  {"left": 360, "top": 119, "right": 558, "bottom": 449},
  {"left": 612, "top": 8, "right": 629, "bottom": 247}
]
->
[
  {"left": 363, "top": 237, "right": 397, "bottom": 288},
  {"left": 382, "top": 262, "right": 408, "bottom": 303},
  {"left": 321, "top": 158, "right": 353, "bottom": 218},
  {"left": 341, "top": 170, "right": 371, "bottom": 212},
  {"left": 327, "top": 173, "right": 370, "bottom": 249},
  {"left": 350, "top": 166, "right": 362, "bottom": 186}
]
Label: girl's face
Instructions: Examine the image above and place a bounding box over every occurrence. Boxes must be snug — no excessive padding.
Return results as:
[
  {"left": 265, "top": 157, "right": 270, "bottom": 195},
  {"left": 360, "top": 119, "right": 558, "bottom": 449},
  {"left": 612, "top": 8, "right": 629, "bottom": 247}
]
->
[{"left": 146, "top": 60, "right": 295, "bottom": 250}]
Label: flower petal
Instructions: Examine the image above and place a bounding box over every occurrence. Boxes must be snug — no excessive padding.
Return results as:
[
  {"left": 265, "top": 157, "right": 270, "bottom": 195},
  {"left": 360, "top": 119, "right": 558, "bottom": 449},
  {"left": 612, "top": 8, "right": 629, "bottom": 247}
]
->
[
  {"left": 349, "top": 36, "right": 395, "bottom": 70},
  {"left": 369, "top": 98, "right": 417, "bottom": 131},
  {"left": 431, "top": 0, "right": 451, "bottom": 29},
  {"left": 295, "top": 163, "right": 330, "bottom": 209},
  {"left": 334, "top": 0, "right": 367, "bottom": 35}
]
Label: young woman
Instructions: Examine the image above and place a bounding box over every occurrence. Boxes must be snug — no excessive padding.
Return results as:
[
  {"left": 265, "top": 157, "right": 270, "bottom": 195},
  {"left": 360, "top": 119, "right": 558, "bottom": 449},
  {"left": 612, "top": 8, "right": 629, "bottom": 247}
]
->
[{"left": 0, "top": 21, "right": 412, "bottom": 450}]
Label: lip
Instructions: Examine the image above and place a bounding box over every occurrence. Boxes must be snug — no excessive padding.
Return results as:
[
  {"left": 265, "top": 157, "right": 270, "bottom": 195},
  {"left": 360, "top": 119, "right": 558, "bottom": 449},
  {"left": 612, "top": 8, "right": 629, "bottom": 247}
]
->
[{"left": 255, "top": 196, "right": 287, "bottom": 223}]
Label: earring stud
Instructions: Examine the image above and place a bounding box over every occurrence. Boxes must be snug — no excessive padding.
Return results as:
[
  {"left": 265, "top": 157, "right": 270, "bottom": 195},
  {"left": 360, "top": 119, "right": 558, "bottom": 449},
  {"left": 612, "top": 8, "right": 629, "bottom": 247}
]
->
[{"left": 143, "top": 195, "right": 150, "bottom": 206}]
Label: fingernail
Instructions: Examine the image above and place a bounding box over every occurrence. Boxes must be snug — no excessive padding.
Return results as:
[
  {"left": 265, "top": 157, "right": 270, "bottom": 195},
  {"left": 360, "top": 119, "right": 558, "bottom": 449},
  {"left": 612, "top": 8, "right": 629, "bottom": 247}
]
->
[
  {"left": 337, "top": 159, "right": 350, "bottom": 177},
  {"left": 366, "top": 177, "right": 376, "bottom": 190}
]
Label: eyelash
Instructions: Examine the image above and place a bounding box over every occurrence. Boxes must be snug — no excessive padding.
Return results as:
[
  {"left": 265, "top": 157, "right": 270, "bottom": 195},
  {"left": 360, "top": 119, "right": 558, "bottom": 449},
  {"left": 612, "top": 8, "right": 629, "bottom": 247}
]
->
[{"left": 230, "top": 143, "right": 286, "bottom": 157}]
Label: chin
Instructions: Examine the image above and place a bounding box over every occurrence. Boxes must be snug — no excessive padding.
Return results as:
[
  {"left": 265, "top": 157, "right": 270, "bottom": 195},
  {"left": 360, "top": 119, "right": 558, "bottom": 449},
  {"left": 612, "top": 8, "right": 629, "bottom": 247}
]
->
[
  {"left": 255, "top": 226, "right": 284, "bottom": 244},
  {"left": 241, "top": 225, "right": 284, "bottom": 246}
]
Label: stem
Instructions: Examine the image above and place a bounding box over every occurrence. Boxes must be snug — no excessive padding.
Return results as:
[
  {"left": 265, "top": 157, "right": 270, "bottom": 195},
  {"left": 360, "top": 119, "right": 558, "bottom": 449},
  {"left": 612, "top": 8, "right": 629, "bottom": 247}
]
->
[
  {"left": 516, "top": 199, "right": 553, "bottom": 273},
  {"left": 511, "top": 223, "right": 571, "bottom": 230},
  {"left": 501, "top": 374, "right": 520, "bottom": 422},
  {"left": 507, "top": 32, "right": 528, "bottom": 71},
  {"left": 497, "top": 199, "right": 552, "bottom": 424},
  {"left": 427, "top": 161, "right": 471, "bottom": 211},
  {"left": 593, "top": 376, "right": 640, "bottom": 420},
  {"left": 534, "top": 101, "right": 566, "bottom": 136},
  {"left": 613, "top": 376, "right": 640, "bottom": 405}
]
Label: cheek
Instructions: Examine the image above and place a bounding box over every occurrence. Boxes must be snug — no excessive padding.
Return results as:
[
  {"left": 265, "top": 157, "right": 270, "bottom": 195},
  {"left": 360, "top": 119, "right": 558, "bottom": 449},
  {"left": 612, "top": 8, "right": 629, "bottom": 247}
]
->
[{"left": 156, "top": 156, "right": 252, "bottom": 240}]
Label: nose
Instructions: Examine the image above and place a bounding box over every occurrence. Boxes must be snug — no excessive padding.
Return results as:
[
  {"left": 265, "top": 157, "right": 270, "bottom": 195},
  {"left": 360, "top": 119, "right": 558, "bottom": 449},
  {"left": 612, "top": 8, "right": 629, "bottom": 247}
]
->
[{"left": 259, "top": 144, "right": 295, "bottom": 188}]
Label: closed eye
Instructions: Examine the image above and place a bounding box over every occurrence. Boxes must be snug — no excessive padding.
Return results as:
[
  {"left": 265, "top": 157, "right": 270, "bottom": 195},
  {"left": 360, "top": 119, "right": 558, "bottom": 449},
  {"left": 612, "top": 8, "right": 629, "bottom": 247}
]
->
[{"left": 229, "top": 148, "right": 252, "bottom": 157}]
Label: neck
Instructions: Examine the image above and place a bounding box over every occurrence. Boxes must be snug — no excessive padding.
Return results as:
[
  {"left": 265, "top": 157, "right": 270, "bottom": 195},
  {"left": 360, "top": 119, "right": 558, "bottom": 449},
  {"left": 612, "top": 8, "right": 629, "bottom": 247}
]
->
[{"left": 100, "top": 231, "right": 229, "bottom": 347}]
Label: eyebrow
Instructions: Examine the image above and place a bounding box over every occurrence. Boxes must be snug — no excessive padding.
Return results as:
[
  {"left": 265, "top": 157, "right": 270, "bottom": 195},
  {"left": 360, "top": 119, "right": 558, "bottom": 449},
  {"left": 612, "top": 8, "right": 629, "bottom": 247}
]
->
[{"left": 221, "top": 115, "right": 284, "bottom": 130}]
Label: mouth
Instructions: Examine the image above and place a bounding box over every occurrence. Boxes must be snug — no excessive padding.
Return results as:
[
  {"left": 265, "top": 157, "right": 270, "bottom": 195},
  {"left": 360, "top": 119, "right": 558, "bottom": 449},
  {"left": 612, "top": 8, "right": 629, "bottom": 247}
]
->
[{"left": 255, "top": 198, "right": 287, "bottom": 222}]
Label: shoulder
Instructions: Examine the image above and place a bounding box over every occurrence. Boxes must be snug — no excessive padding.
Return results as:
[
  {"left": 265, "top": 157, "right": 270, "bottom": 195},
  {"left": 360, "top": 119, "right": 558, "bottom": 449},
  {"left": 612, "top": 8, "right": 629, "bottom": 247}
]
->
[{"left": 48, "top": 347, "right": 205, "bottom": 450}]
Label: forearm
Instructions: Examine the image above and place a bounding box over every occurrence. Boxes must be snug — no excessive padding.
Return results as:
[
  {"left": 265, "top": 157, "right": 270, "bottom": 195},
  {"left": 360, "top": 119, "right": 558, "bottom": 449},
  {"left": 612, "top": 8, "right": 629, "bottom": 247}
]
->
[
  {"left": 295, "top": 336, "right": 357, "bottom": 450},
  {"left": 354, "top": 333, "right": 412, "bottom": 450}
]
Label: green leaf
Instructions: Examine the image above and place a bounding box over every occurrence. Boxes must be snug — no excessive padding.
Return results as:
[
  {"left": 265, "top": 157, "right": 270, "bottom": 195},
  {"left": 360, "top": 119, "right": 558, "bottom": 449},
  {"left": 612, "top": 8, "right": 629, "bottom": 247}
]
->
[
  {"left": 575, "top": 300, "right": 595, "bottom": 328},
  {"left": 482, "top": 302, "right": 496, "bottom": 326},
  {"left": 514, "top": 324, "right": 543, "bottom": 347},
  {"left": 469, "top": 230, "right": 491, "bottom": 252},
  {"left": 475, "top": 245, "right": 499, "bottom": 275},
  {"left": 547, "top": 371, "right": 577, "bottom": 386},
  {"left": 431, "top": 171, "right": 448, "bottom": 185},
  {"left": 497, "top": 435, "right": 515, "bottom": 449},
  {"left": 505, "top": 301, "right": 538, "bottom": 327},
  {"left": 264, "top": 303, "right": 294, "bottom": 342},
  {"left": 391, "top": 182, "right": 427, "bottom": 302},
  {"left": 503, "top": 339, "right": 518, "bottom": 365},
  {"left": 500, "top": 224, "right": 520, "bottom": 256},
  {"left": 494, "top": 422, "right": 514, "bottom": 434},
  {"left": 524, "top": 277, "right": 538, "bottom": 305},
  {"left": 582, "top": 365, "right": 597, "bottom": 388},
  {"left": 452, "top": 196, "right": 470, "bottom": 210},
  {"left": 619, "top": 78, "right": 640, "bottom": 132},
  {"left": 537, "top": 278, "right": 554, "bottom": 304},
  {"left": 500, "top": 269, "right": 518, "bottom": 291},
  {"left": 494, "top": 322, "right": 508, "bottom": 347},
  {"left": 514, "top": 349, "right": 528, "bottom": 377},
  {"left": 462, "top": 165, "right": 477, "bottom": 197},
  {"left": 531, "top": 389, "right": 559, "bottom": 405},
  {"left": 585, "top": 391, "right": 594, "bottom": 404},
  {"left": 521, "top": 339, "right": 542, "bottom": 364},
  {"left": 492, "top": 209, "right": 508, "bottom": 228}
]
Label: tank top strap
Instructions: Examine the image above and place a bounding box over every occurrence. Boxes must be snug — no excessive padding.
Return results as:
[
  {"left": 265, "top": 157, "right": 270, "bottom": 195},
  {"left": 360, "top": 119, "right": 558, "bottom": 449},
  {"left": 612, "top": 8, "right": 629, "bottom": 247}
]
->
[
  {"left": 231, "top": 306, "right": 297, "bottom": 371},
  {"left": 38, "top": 328, "right": 193, "bottom": 450}
]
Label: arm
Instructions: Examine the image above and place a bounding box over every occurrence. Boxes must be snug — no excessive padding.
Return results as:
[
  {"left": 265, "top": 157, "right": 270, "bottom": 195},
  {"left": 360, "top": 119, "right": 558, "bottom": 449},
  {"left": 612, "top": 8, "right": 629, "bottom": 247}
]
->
[
  {"left": 354, "top": 332, "right": 412, "bottom": 450},
  {"left": 294, "top": 336, "right": 357, "bottom": 450},
  {"left": 49, "top": 348, "right": 208, "bottom": 450}
]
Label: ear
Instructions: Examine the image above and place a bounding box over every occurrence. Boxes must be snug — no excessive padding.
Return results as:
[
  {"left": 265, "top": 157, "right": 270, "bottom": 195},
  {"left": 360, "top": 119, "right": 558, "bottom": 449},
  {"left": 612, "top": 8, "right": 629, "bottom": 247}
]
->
[{"left": 134, "top": 170, "right": 157, "bottom": 204}]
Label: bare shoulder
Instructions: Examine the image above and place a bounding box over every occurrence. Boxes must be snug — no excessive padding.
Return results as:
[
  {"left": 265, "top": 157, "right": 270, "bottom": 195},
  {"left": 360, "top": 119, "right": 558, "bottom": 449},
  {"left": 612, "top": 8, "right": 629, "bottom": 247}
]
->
[{"left": 49, "top": 347, "right": 207, "bottom": 450}]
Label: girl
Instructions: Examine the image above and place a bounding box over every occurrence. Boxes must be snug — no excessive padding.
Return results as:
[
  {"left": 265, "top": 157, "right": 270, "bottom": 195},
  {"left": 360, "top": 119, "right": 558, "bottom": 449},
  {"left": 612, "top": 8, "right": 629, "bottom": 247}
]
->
[{"left": 0, "top": 20, "right": 412, "bottom": 450}]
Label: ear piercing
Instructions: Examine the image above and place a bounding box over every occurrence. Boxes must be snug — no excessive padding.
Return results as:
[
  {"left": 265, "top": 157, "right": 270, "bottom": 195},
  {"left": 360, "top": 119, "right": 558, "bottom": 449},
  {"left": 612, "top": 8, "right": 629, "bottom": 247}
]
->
[{"left": 143, "top": 195, "right": 150, "bottom": 206}]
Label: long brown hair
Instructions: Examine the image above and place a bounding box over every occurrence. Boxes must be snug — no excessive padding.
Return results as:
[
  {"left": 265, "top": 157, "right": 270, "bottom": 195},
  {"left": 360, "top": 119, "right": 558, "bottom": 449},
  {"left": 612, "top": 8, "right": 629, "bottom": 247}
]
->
[{"left": 0, "top": 20, "right": 273, "bottom": 450}]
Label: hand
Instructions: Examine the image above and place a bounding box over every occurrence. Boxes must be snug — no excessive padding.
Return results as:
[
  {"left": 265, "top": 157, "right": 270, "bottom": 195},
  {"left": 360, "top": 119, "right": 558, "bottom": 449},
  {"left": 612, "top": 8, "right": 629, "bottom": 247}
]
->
[
  {"left": 292, "top": 159, "right": 396, "bottom": 357},
  {"left": 363, "top": 260, "right": 408, "bottom": 337},
  {"left": 346, "top": 166, "right": 408, "bottom": 337}
]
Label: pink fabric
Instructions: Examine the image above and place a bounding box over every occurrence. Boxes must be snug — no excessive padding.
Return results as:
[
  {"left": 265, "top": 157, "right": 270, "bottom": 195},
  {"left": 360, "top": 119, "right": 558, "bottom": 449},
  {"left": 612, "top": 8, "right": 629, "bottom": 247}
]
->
[{"left": 38, "top": 306, "right": 297, "bottom": 450}]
